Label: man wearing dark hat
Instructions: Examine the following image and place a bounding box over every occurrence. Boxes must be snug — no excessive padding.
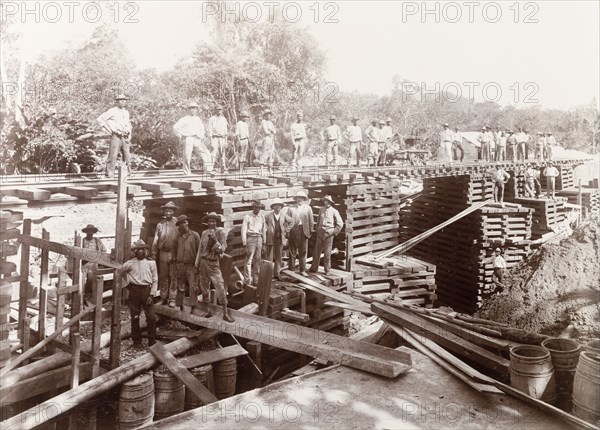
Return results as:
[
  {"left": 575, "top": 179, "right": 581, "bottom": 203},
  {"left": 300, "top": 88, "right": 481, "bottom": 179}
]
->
[
  {"left": 241, "top": 200, "right": 266, "bottom": 286},
  {"left": 208, "top": 105, "right": 229, "bottom": 173},
  {"left": 323, "top": 115, "right": 342, "bottom": 167},
  {"left": 344, "top": 116, "right": 362, "bottom": 167},
  {"left": 365, "top": 118, "right": 380, "bottom": 167},
  {"left": 290, "top": 111, "right": 307, "bottom": 167},
  {"left": 264, "top": 198, "right": 295, "bottom": 280},
  {"left": 171, "top": 215, "right": 201, "bottom": 308},
  {"left": 151, "top": 201, "right": 179, "bottom": 306},
  {"left": 258, "top": 109, "right": 276, "bottom": 175},
  {"left": 286, "top": 191, "right": 314, "bottom": 276},
  {"left": 122, "top": 239, "right": 158, "bottom": 348},
  {"left": 173, "top": 101, "right": 213, "bottom": 174},
  {"left": 81, "top": 224, "right": 106, "bottom": 304},
  {"left": 235, "top": 111, "right": 251, "bottom": 171},
  {"left": 195, "top": 212, "right": 234, "bottom": 322},
  {"left": 488, "top": 247, "right": 507, "bottom": 292},
  {"left": 309, "top": 195, "right": 344, "bottom": 276},
  {"left": 97, "top": 93, "right": 132, "bottom": 177},
  {"left": 543, "top": 161, "right": 560, "bottom": 200}
]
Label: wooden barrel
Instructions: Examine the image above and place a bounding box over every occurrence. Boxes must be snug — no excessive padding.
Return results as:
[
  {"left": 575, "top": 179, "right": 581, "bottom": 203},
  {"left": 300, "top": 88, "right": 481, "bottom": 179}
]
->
[
  {"left": 154, "top": 371, "right": 184, "bottom": 420},
  {"left": 583, "top": 339, "right": 600, "bottom": 356},
  {"left": 510, "top": 346, "right": 556, "bottom": 404},
  {"left": 184, "top": 365, "right": 215, "bottom": 410},
  {"left": 118, "top": 371, "right": 155, "bottom": 430},
  {"left": 542, "top": 338, "right": 581, "bottom": 411},
  {"left": 572, "top": 351, "right": 600, "bottom": 422},
  {"left": 213, "top": 358, "right": 237, "bottom": 399}
]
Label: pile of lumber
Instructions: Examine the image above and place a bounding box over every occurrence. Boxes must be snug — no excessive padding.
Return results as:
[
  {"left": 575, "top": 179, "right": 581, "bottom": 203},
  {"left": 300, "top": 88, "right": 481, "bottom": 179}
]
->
[
  {"left": 558, "top": 188, "right": 600, "bottom": 219},
  {"left": 352, "top": 255, "right": 437, "bottom": 307},
  {"left": 554, "top": 164, "right": 575, "bottom": 190},
  {"left": 505, "top": 168, "right": 527, "bottom": 200},
  {"left": 512, "top": 197, "right": 568, "bottom": 237},
  {"left": 309, "top": 181, "right": 403, "bottom": 271}
]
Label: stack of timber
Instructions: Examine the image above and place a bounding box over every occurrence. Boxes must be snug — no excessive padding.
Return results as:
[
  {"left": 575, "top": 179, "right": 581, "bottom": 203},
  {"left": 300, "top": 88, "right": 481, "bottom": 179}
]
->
[
  {"left": 0, "top": 211, "right": 22, "bottom": 368},
  {"left": 505, "top": 168, "right": 528, "bottom": 200},
  {"left": 512, "top": 197, "right": 568, "bottom": 237},
  {"left": 309, "top": 181, "right": 403, "bottom": 271},
  {"left": 554, "top": 164, "right": 575, "bottom": 190},
  {"left": 557, "top": 187, "right": 599, "bottom": 219},
  {"left": 352, "top": 255, "right": 437, "bottom": 307}
]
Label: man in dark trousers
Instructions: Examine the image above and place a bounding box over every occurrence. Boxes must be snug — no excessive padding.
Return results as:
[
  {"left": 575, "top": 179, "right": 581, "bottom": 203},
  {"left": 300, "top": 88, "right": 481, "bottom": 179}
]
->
[
  {"left": 286, "top": 191, "right": 314, "bottom": 276},
  {"left": 80, "top": 224, "right": 106, "bottom": 305},
  {"left": 122, "top": 240, "right": 158, "bottom": 348},
  {"left": 195, "top": 212, "right": 234, "bottom": 322},
  {"left": 151, "top": 201, "right": 178, "bottom": 306},
  {"left": 264, "top": 198, "right": 295, "bottom": 280},
  {"left": 172, "top": 215, "right": 200, "bottom": 308},
  {"left": 309, "top": 195, "right": 344, "bottom": 276}
]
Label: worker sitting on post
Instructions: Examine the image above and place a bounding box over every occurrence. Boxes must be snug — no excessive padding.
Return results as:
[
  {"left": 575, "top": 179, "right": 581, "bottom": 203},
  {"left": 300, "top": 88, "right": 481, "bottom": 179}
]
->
[
  {"left": 309, "top": 195, "right": 344, "bottom": 276},
  {"left": 490, "top": 164, "right": 511, "bottom": 204},
  {"left": 122, "top": 240, "right": 158, "bottom": 348}
]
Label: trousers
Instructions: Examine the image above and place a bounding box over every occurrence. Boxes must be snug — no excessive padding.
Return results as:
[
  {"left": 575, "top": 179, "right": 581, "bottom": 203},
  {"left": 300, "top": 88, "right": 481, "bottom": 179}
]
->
[
  {"left": 310, "top": 229, "right": 334, "bottom": 273},
  {"left": 157, "top": 251, "right": 176, "bottom": 300},
  {"left": 198, "top": 258, "right": 227, "bottom": 305},
  {"left": 244, "top": 236, "right": 262, "bottom": 285},
  {"left": 174, "top": 263, "right": 198, "bottom": 306},
  {"left": 288, "top": 226, "right": 308, "bottom": 272},
  {"left": 183, "top": 136, "right": 213, "bottom": 174},
  {"left": 127, "top": 284, "right": 156, "bottom": 344},
  {"left": 106, "top": 135, "right": 131, "bottom": 176},
  {"left": 264, "top": 243, "right": 283, "bottom": 276}
]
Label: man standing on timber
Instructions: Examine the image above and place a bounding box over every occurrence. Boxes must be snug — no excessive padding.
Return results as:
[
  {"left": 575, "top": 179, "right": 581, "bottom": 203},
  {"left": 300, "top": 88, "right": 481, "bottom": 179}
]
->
[
  {"left": 378, "top": 119, "right": 392, "bottom": 166},
  {"left": 259, "top": 109, "right": 276, "bottom": 175},
  {"left": 172, "top": 215, "right": 200, "bottom": 308},
  {"left": 524, "top": 164, "right": 537, "bottom": 198},
  {"left": 173, "top": 101, "right": 212, "bottom": 174},
  {"left": 439, "top": 123, "right": 454, "bottom": 163},
  {"left": 151, "top": 201, "right": 178, "bottom": 306},
  {"left": 264, "top": 198, "right": 295, "bottom": 280},
  {"left": 506, "top": 130, "right": 518, "bottom": 162},
  {"left": 490, "top": 164, "right": 511, "bottom": 204},
  {"left": 287, "top": 191, "right": 314, "bottom": 276},
  {"left": 345, "top": 116, "right": 362, "bottom": 167},
  {"left": 365, "top": 118, "right": 380, "bottom": 167},
  {"left": 241, "top": 200, "right": 266, "bottom": 286},
  {"left": 81, "top": 224, "right": 106, "bottom": 305},
  {"left": 195, "top": 212, "right": 234, "bottom": 322},
  {"left": 535, "top": 132, "right": 546, "bottom": 161},
  {"left": 489, "top": 247, "right": 507, "bottom": 292},
  {"left": 452, "top": 127, "right": 465, "bottom": 162},
  {"left": 208, "top": 105, "right": 229, "bottom": 173},
  {"left": 97, "top": 93, "right": 132, "bottom": 177},
  {"left": 290, "top": 111, "right": 307, "bottom": 167},
  {"left": 235, "top": 111, "right": 251, "bottom": 171},
  {"left": 323, "top": 115, "right": 342, "bottom": 167},
  {"left": 546, "top": 132, "right": 557, "bottom": 161},
  {"left": 515, "top": 128, "right": 526, "bottom": 162},
  {"left": 544, "top": 161, "right": 560, "bottom": 200},
  {"left": 478, "top": 126, "right": 493, "bottom": 162},
  {"left": 122, "top": 240, "right": 158, "bottom": 348},
  {"left": 309, "top": 195, "right": 344, "bottom": 276},
  {"left": 496, "top": 129, "right": 507, "bottom": 161}
]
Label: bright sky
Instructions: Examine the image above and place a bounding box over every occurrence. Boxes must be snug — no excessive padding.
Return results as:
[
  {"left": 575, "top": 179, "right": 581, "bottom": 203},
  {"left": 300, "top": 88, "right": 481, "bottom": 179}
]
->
[{"left": 6, "top": 0, "right": 600, "bottom": 109}]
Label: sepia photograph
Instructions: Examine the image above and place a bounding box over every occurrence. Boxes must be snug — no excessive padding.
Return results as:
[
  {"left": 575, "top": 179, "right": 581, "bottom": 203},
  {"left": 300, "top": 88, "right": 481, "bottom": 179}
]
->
[{"left": 1, "top": 1, "right": 599, "bottom": 429}]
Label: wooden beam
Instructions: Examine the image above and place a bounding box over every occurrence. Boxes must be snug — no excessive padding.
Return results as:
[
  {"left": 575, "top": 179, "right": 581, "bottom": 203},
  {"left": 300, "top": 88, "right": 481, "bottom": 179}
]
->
[
  {"left": 177, "top": 344, "right": 248, "bottom": 369},
  {"left": 70, "top": 234, "right": 82, "bottom": 344},
  {"left": 18, "top": 219, "right": 31, "bottom": 341},
  {"left": 155, "top": 304, "right": 412, "bottom": 378},
  {"left": 38, "top": 229, "right": 50, "bottom": 339},
  {"left": 256, "top": 260, "right": 274, "bottom": 316},
  {"left": 150, "top": 342, "right": 219, "bottom": 404}
]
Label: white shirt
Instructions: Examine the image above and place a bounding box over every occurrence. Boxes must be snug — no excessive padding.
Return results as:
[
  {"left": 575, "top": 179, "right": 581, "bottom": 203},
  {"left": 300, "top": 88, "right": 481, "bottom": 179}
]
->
[
  {"left": 173, "top": 115, "right": 205, "bottom": 138},
  {"left": 453, "top": 132, "right": 462, "bottom": 143},
  {"left": 493, "top": 255, "right": 507, "bottom": 269},
  {"left": 97, "top": 106, "right": 132, "bottom": 136},
  {"left": 208, "top": 115, "right": 228, "bottom": 137},
  {"left": 544, "top": 166, "right": 559, "bottom": 178},
  {"left": 323, "top": 124, "right": 342, "bottom": 141},
  {"left": 440, "top": 129, "right": 453, "bottom": 143},
  {"left": 345, "top": 125, "right": 362, "bottom": 142},
  {"left": 380, "top": 125, "right": 393, "bottom": 142},
  {"left": 290, "top": 122, "right": 307, "bottom": 139},
  {"left": 262, "top": 120, "right": 276, "bottom": 136},
  {"left": 235, "top": 121, "right": 250, "bottom": 140}
]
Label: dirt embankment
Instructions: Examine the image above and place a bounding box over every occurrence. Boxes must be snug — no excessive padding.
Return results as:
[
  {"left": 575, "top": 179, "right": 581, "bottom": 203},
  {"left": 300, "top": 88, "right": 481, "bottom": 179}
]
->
[{"left": 477, "top": 221, "right": 600, "bottom": 342}]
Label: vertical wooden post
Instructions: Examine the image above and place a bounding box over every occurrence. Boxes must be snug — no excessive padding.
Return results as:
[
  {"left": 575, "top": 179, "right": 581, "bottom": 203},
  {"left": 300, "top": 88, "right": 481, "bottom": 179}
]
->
[
  {"left": 70, "top": 233, "right": 82, "bottom": 343},
  {"left": 87, "top": 275, "right": 104, "bottom": 430},
  {"left": 256, "top": 260, "right": 274, "bottom": 316},
  {"left": 38, "top": 229, "right": 50, "bottom": 342},
  {"left": 246, "top": 341, "right": 262, "bottom": 388},
  {"left": 578, "top": 179, "right": 583, "bottom": 222},
  {"left": 55, "top": 268, "right": 67, "bottom": 333},
  {"left": 68, "top": 332, "right": 81, "bottom": 430},
  {"left": 18, "top": 219, "right": 31, "bottom": 342},
  {"left": 21, "top": 317, "right": 30, "bottom": 364},
  {"left": 110, "top": 165, "right": 127, "bottom": 368}
]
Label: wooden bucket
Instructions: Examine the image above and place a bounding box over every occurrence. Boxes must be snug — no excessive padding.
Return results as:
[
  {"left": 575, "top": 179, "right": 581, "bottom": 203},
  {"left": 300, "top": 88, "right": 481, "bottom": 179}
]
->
[
  {"left": 213, "top": 358, "right": 237, "bottom": 399},
  {"left": 154, "top": 371, "right": 184, "bottom": 420},
  {"left": 572, "top": 351, "right": 600, "bottom": 422},
  {"left": 510, "top": 345, "right": 556, "bottom": 404},
  {"left": 184, "top": 365, "right": 215, "bottom": 410},
  {"left": 541, "top": 338, "right": 581, "bottom": 411},
  {"left": 118, "top": 371, "right": 155, "bottom": 430}
]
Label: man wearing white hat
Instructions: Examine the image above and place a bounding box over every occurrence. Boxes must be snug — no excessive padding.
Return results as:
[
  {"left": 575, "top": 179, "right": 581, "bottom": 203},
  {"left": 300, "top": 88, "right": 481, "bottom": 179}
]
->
[
  {"left": 264, "top": 198, "right": 295, "bottom": 279},
  {"left": 235, "top": 111, "right": 251, "bottom": 170},
  {"left": 310, "top": 195, "right": 344, "bottom": 275},
  {"left": 290, "top": 111, "right": 307, "bottom": 166},
  {"left": 81, "top": 224, "right": 106, "bottom": 304},
  {"left": 365, "top": 118, "right": 380, "bottom": 167},
  {"left": 489, "top": 247, "right": 507, "bottom": 292},
  {"left": 208, "top": 105, "right": 229, "bottom": 173},
  {"left": 151, "top": 201, "right": 179, "bottom": 305},
  {"left": 173, "top": 101, "right": 213, "bottom": 174},
  {"left": 535, "top": 132, "right": 546, "bottom": 161},
  {"left": 241, "top": 200, "right": 266, "bottom": 286},
  {"left": 543, "top": 161, "right": 560, "bottom": 200},
  {"left": 122, "top": 239, "right": 158, "bottom": 348},
  {"left": 258, "top": 110, "right": 276, "bottom": 175},
  {"left": 440, "top": 123, "right": 454, "bottom": 163},
  {"left": 323, "top": 115, "right": 342, "bottom": 167},
  {"left": 286, "top": 191, "right": 314, "bottom": 276},
  {"left": 379, "top": 118, "right": 393, "bottom": 166},
  {"left": 344, "top": 116, "right": 362, "bottom": 167},
  {"left": 545, "top": 132, "right": 557, "bottom": 161},
  {"left": 97, "top": 93, "right": 132, "bottom": 177}
]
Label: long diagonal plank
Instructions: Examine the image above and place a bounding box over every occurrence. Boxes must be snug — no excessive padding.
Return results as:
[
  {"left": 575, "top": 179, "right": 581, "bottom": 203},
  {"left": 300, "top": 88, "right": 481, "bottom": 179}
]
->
[
  {"left": 149, "top": 343, "right": 219, "bottom": 404},
  {"left": 155, "top": 303, "right": 412, "bottom": 378},
  {"left": 371, "top": 303, "right": 510, "bottom": 377},
  {"left": 178, "top": 344, "right": 248, "bottom": 369}
]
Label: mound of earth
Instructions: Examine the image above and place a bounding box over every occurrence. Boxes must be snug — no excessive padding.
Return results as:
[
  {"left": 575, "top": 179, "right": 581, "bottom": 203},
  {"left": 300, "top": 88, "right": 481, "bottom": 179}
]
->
[{"left": 477, "top": 221, "right": 600, "bottom": 342}]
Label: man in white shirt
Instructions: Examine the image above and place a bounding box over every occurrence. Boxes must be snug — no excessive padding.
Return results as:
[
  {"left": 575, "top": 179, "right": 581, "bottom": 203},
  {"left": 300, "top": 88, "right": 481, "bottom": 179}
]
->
[
  {"left": 440, "top": 123, "right": 454, "bottom": 163},
  {"left": 379, "top": 118, "right": 393, "bottom": 166},
  {"left": 173, "top": 102, "right": 212, "bottom": 174},
  {"left": 241, "top": 200, "right": 266, "bottom": 286},
  {"left": 489, "top": 247, "right": 507, "bottom": 292},
  {"left": 365, "top": 119, "right": 380, "bottom": 167},
  {"left": 535, "top": 132, "right": 546, "bottom": 161},
  {"left": 345, "top": 116, "right": 362, "bottom": 167},
  {"left": 309, "top": 195, "right": 344, "bottom": 276},
  {"left": 264, "top": 198, "right": 295, "bottom": 280},
  {"left": 208, "top": 105, "right": 229, "bottom": 173},
  {"left": 323, "top": 115, "right": 342, "bottom": 167},
  {"left": 235, "top": 111, "right": 251, "bottom": 171},
  {"left": 97, "top": 93, "right": 132, "bottom": 177},
  {"left": 452, "top": 127, "right": 465, "bottom": 162},
  {"left": 490, "top": 164, "right": 511, "bottom": 204},
  {"left": 543, "top": 162, "right": 560, "bottom": 200},
  {"left": 495, "top": 130, "right": 507, "bottom": 161},
  {"left": 545, "top": 132, "right": 557, "bottom": 161},
  {"left": 290, "top": 111, "right": 307, "bottom": 167},
  {"left": 515, "top": 128, "right": 527, "bottom": 162},
  {"left": 259, "top": 110, "right": 276, "bottom": 175}
]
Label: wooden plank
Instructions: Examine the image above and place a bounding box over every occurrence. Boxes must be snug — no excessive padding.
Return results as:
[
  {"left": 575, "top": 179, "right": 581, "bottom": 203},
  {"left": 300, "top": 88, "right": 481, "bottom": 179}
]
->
[
  {"left": 18, "top": 219, "right": 31, "bottom": 341},
  {"left": 63, "top": 186, "right": 99, "bottom": 198},
  {"left": 149, "top": 342, "right": 219, "bottom": 404},
  {"left": 155, "top": 304, "right": 412, "bottom": 378},
  {"left": 38, "top": 229, "right": 50, "bottom": 339},
  {"left": 70, "top": 333, "right": 81, "bottom": 388},
  {"left": 371, "top": 303, "right": 510, "bottom": 377},
  {"left": 138, "top": 182, "right": 172, "bottom": 192},
  {"left": 178, "top": 345, "right": 248, "bottom": 369},
  {"left": 91, "top": 276, "right": 104, "bottom": 378},
  {"left": 13, "top": 188, "right": 52, "bottom": 200},
  {"left": 257, "top": 260, "right": 274, "bottom": 316}
]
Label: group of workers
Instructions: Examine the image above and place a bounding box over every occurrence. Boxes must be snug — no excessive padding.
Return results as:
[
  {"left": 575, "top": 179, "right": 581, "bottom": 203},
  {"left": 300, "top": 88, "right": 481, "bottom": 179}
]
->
[
  {"left": 440, "top": 124, "right": 559, "bottom": 163},
  {"left": 97, "top": 94, "right": 401, "bottom": 177},
  {"left": 488, "top": 161, "right": 561, "bottom": 205}
]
